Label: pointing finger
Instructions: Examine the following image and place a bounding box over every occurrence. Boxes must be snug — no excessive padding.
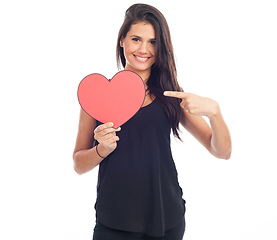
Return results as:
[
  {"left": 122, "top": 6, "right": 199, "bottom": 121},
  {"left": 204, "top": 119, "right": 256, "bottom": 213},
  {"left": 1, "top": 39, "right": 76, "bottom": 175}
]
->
[{"left": 163, "top": 91, "right": 187, "bottom": 99}]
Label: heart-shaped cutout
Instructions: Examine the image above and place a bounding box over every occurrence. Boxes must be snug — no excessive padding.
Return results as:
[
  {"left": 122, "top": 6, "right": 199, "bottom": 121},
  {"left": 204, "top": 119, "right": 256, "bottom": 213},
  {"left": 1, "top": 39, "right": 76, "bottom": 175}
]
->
[{"left": 78, "top": 70, "right": 146, "bottom": 128}]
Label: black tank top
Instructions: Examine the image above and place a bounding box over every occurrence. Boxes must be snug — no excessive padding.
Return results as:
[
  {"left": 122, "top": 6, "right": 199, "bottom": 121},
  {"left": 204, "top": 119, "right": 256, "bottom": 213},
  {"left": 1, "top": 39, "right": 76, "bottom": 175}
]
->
[{"left": 95, "top": 98, "right": 185, "bottom": 237}]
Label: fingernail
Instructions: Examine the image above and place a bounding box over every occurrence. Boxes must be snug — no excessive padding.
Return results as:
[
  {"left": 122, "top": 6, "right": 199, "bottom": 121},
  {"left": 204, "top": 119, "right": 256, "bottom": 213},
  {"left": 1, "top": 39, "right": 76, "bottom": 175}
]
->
[
  {"left": 163, "top": 91, "right": 168, "bottom": 95},
  {"left": 109, "top": 122, "right": 114, "bottom": 126}
]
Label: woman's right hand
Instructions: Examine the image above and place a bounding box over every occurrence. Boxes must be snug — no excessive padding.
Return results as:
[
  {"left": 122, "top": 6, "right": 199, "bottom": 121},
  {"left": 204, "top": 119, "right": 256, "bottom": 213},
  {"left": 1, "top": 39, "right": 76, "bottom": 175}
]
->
[{"left": 94, "top": 122, "right": 121, "bottom": 153}]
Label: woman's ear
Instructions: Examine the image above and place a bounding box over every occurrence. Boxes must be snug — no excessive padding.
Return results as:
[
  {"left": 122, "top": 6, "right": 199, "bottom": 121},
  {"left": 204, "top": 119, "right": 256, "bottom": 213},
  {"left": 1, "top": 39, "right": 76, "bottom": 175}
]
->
[{"left": 120, "top": 37, "right": 124, "bottom": 48}]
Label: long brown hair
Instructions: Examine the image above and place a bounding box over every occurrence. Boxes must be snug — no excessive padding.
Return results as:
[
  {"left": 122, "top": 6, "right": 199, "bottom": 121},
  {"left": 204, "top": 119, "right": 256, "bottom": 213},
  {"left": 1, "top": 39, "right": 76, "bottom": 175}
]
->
[{"left": 116, "top": 4, "right": 183, "bottom": 139}]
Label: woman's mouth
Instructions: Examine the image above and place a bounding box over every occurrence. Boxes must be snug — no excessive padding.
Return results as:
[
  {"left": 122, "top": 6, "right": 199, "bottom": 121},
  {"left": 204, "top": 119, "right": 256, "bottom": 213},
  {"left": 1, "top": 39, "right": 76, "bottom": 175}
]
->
[{"left": 133, "top": 55, "right": 150, "bottom": 63}]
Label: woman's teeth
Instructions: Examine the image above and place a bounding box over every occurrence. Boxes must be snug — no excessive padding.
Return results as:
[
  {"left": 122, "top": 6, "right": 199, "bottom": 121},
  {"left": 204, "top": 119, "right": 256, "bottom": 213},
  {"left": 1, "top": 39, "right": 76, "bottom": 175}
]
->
[
  {"left": 134, "top": 55, "right": 149, "bottom": 62},
  {"left": 136, "top": 56, "right": 148, "bottom": 60}
]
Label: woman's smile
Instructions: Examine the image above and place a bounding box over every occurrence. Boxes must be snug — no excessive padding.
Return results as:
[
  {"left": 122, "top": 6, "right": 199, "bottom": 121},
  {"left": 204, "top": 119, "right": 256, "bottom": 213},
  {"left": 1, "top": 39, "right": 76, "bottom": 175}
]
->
[{"left": 133, "top": 54, "right": 151, "bottom": 63}]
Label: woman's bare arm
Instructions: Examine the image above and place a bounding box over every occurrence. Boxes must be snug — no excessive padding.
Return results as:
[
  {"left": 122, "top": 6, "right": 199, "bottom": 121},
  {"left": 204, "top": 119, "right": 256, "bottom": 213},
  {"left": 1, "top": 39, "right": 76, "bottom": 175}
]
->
[
  {"left": 73, "top": 109, "right": 120, "bottom": 175},
  {"left": 164, "top": 91, "right": 232, "bottom": 159}
]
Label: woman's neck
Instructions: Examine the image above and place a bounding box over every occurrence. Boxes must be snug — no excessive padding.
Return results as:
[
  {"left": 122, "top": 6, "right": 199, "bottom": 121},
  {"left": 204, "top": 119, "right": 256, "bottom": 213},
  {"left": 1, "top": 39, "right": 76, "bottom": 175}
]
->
[{"left": 124, "top": 66, "right": 151, "bottom": 83}]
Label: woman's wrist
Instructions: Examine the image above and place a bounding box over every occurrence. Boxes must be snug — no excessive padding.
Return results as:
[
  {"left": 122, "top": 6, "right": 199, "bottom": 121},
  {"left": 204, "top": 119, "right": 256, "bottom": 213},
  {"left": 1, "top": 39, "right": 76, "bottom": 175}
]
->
[
  {"left": 206, "top": 100, "right": 220, "bottom": 119},
  {"left": 95, "top": 143, "right": 112, "bottom": 159},
  {"left": 96, "top": 144, "right": 105, "bottom": 158}
]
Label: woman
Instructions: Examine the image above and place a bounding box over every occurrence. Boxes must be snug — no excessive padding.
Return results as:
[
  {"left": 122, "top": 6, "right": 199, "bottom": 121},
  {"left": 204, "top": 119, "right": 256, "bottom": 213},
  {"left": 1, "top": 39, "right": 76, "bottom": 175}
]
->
[{"left": 73, "top": 4, "right": 231, "bottom": 240}]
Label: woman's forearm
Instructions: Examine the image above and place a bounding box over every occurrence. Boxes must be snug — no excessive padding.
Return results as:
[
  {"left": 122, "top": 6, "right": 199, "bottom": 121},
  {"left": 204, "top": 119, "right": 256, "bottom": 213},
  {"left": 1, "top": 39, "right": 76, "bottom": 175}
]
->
[
  {"left": 73, "top": 144, "right": 111, "bottom": 175},
  {"left": 209, "top": 108, "right": 232, "bottom": 159}
]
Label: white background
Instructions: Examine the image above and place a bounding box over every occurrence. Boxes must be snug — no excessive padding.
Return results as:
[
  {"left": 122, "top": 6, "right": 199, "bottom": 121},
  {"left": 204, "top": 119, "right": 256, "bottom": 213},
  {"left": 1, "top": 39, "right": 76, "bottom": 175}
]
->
[{"left": 1, "top": 0, "right": 276, "bottom": 239}]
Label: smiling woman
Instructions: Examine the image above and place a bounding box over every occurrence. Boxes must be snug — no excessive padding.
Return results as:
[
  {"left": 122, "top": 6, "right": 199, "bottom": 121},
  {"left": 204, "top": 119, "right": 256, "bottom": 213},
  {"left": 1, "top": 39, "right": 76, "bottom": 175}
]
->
[
  {"left": 73, "top": 3, "right": 231, "bottom": 240},
  {"left": 116, "top": 4, "right": 183, "bottom": 139}
]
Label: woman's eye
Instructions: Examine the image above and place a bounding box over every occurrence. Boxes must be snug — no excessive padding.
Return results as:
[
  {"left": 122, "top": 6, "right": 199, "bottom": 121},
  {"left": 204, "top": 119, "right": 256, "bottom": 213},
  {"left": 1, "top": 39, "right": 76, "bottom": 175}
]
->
[
  {"left": 150, "top": 40, "right": 156, "bottom": 45},
  {"left": 132, "top": 38, "right": 140, "bottom": 42}
]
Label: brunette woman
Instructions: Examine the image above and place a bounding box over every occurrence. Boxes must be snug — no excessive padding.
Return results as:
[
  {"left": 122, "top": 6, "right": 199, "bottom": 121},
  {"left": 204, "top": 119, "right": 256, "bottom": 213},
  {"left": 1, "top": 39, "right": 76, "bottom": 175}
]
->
[{"left": 73, "top": 4, "right": 231, "bottom": 240}]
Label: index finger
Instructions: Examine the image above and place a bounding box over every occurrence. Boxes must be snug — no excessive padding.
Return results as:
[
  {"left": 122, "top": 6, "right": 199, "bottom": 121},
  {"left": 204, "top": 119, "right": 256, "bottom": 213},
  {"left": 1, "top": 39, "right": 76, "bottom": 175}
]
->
[
  {"left": 94, "top": 122, "right": 114, "bottom": 132},
  {"left": 163, "top": 91, "right": 186, "bottom": 99}
]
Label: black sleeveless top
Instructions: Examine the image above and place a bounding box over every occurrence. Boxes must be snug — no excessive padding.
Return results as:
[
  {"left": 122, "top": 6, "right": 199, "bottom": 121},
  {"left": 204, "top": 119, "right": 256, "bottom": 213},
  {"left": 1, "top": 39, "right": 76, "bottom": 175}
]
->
[{"left": 95, "top": 98, "right": 185, "bottom": 237}]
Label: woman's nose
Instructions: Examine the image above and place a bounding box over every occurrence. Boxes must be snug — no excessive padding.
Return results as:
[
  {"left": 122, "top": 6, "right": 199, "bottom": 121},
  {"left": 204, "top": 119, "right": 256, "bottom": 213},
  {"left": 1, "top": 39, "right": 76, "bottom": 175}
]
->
[{"left": 138, "top": 42, "right": 147, "bottom": 54}]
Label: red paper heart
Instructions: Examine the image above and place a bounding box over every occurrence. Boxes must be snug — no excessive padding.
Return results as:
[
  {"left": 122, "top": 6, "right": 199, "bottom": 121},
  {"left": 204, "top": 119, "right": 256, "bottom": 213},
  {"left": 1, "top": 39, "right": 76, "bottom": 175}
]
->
[{"left": 77, "top": 70, "right": 146, "bottom": 128}]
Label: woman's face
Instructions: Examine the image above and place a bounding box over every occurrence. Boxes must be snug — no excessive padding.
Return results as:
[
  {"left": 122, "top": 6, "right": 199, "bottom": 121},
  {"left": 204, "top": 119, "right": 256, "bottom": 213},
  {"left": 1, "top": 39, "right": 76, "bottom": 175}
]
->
[{"left": 120, "top": 22, "right": 156, "bottom": 80}]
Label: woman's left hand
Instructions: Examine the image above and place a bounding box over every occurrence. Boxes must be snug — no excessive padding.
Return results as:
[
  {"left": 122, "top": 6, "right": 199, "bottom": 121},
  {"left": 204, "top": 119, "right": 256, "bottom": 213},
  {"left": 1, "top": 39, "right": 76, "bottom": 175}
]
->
[{"left": 164, "top": 91, "right": 219, "bottom": 119}]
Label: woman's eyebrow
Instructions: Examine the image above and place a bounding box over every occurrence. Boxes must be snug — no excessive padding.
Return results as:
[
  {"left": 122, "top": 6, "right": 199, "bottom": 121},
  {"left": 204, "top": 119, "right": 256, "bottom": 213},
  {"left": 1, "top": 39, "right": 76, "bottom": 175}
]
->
[
  {"left": 130, "top": 35, "right": 141, "bottom": 39},
  {"left": 130, "top": 35, "right": 156, "bottom": 41}
]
